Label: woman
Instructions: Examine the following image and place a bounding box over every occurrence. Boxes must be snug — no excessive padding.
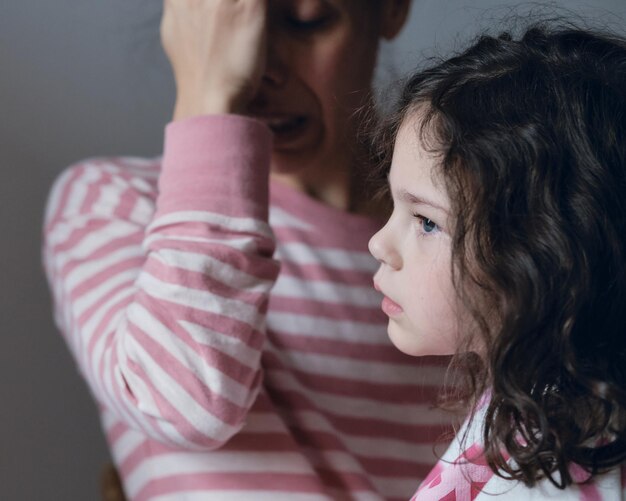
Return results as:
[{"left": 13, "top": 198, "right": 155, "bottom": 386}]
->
[{"left": 43, "top": 1, "right": 451, "bottom": 499}]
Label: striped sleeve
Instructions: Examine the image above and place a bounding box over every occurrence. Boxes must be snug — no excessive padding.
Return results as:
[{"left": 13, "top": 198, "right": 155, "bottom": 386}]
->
[{"left": 42, "top": 115, "right": 279, "bottom": 450}]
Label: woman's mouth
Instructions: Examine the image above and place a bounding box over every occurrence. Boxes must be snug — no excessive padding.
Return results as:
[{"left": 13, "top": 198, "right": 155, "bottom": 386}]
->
[
  {"left": 249, "top": 113, "right": 313, "bottom": 151},
  {"left": 258, "top": 115, "right": 305, "bottom": 132}
]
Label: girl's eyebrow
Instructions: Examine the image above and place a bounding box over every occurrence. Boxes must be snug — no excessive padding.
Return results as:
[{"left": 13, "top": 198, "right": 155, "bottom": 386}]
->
[{"left": 390, "top": 183, "right": 449, "bottom": 214}]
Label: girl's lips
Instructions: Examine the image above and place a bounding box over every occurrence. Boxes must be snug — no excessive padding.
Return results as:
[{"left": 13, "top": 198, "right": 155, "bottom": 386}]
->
[
  {"left": 374, "top": 282, "right": 403, "bottom": 316},
  {"left": 381, "top": 295, "right": 404, "bottom": 317},
  {"left": 374, "top": 280, "right": 404, "bottom": 317}
]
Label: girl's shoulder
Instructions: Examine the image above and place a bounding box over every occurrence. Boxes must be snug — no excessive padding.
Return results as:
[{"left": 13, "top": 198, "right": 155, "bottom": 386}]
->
[
  {"left": 415, "top": 442, "right": 625, "bottom": 500},
  {"left": 473, "top": 462, "right": 626, "bottom": 500},
  {"left": 414, "top": 406, "right": 626, "bottom": 501}
]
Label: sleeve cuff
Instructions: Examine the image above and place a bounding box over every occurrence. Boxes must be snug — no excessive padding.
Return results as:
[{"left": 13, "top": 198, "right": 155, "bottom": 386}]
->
[{"left": 156, "top": 114, "right": 273, "bottom": 221}]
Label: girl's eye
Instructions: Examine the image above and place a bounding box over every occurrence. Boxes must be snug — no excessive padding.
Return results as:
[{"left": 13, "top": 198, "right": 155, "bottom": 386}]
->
[{"left": 413, "top": 214, "right": 440, "bottom": 235}]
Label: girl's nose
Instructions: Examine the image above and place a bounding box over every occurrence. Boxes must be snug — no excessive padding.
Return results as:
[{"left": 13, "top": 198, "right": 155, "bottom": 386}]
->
[{"left": 368, "top": 225, "right": 402, "bottom": 270}]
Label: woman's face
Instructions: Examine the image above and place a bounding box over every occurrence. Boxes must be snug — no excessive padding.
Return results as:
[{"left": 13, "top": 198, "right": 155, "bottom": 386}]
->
[
  {"left": 248, "top": 0, "right": 408, "bottom": 175},
  {"left": 369, "top": 116, "right": 462, "bottom": 357}
]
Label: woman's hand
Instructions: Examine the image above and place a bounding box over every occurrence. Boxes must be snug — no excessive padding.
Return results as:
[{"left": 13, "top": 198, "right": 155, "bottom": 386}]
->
[{"left": 161, "top": 0, "right": 268, "bottom": 120}]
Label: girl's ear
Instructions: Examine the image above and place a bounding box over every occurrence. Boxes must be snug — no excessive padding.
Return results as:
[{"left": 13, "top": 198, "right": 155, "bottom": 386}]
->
[{"left": 380, "top": 0, "right": 411, "bottom": 40}]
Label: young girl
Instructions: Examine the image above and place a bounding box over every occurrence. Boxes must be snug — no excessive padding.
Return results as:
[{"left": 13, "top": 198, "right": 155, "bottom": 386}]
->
[
  {"left": 369, "top": 25, "right": 626, "bottom": 499},
  {"left": 43, "top": 1, "right": 454, "bottom": 500}
]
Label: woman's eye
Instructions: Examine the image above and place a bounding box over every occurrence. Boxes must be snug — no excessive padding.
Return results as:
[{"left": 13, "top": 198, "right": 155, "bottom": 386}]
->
[
  {"left": 281, "top": 0, "right": 337, "bottom": 33},
  {"left": 286, "top": 14, "right": 332, "bottom": 32}
]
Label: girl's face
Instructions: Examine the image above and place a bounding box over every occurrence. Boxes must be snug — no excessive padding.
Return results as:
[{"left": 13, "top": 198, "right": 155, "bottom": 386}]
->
[
  {"left": 369, "top": 117, "right": 461, "bottom": 357},
  {"left": 249, "top": 0, "right": 409, "bottom": 175}
]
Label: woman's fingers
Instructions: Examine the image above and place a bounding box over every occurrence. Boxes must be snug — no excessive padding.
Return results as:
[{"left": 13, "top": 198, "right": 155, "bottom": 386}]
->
[{"left": 161, "top": 0, "right": 268, "bottom": 119}]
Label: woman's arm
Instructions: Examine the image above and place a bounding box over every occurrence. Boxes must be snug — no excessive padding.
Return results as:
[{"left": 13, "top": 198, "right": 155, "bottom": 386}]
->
[
  {"left": 43, "top": 0, "right": 276, "bottom": 451},
  {"left": 43, "top": 114, "right": 277, "bottom": 450}
]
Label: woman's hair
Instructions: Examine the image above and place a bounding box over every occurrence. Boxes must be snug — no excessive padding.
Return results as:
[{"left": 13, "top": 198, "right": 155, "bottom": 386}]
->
[{"left": 377, "top": 23, "right": 626, "bottom": 487}]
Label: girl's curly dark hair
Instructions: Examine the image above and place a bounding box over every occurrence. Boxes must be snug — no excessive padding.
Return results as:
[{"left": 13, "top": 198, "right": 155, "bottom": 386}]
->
[{"left": 377, "top": 23, "right": 626, "bottom": 488}]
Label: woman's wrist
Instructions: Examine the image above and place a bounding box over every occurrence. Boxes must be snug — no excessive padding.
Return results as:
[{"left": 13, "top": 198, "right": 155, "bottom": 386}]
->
[{"left": 172, "top": 92, "right": 246, "bottom": 121}]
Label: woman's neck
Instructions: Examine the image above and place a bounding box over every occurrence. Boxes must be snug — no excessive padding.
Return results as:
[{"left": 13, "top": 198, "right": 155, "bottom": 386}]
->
[
  {"left": 271, "top": 168, "right": 351, "bottom": 211},
  {"left": 271, "top": 162, "right": 389, "bottom": 218},
  {"left": 270, "top": 143, "right": 390, "bottom": 219}
]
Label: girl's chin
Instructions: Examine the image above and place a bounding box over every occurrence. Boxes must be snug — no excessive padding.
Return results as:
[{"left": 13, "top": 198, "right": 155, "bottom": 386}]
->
[
  {"left": 387, "top": 323, "right": 454, "bottom": 357},
  {"left": 387, "top": 324, "right": 426, "bottom": 357}
]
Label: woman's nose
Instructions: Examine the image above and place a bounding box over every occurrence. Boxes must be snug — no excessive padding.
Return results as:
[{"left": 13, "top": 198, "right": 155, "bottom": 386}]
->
[
  {"left": 263, "top": 29, "right": 289, "bottom": 87},
  {"left": 368, "top": 225, "right": 402, "bottom": 270}
]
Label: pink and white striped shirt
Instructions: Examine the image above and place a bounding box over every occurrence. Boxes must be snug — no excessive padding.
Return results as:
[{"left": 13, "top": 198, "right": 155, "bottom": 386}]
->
[{"left": 43, "top": 115, "right": 452, "bottom": 500}]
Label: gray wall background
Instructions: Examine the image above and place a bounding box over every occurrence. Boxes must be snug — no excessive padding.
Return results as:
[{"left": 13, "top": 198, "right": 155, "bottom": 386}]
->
[{"left": 1, "top": 1, "right": 624, "bottom": 499}]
